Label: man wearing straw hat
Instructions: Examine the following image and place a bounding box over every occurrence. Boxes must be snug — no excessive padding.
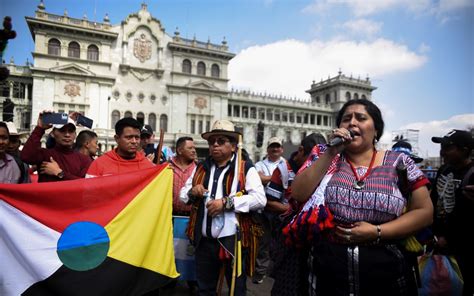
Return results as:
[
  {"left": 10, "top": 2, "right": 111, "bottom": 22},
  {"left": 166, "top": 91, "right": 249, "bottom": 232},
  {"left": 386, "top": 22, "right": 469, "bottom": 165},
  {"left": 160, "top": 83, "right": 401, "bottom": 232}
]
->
[{"left": 180, "top": 119, "right": 266, "bottom": 295}]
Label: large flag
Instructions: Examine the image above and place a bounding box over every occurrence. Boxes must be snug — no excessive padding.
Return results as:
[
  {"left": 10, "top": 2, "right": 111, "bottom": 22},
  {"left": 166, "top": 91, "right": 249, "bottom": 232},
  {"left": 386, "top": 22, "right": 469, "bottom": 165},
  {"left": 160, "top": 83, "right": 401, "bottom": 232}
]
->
[{"left": 0, "top": 164, "right": 179, "bottom": 296}]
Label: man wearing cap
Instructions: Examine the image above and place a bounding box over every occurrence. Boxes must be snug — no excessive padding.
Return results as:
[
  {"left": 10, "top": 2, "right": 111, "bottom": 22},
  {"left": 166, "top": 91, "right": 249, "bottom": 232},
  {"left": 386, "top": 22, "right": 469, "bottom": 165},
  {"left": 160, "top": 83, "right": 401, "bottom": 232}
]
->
[
  {"left": 391, "top": 140, "right": 423, "bottom": 164},
  {"left": 21, "top": 111, "right": 92, "bottom": 182},
  {"left": 140, "top": 124, "right": 173, "bottom": 163},
  {"left": 253, "top": 136, "right": 286, "bottom": 284},
  {"left": 3, "top": 121, "right": 30, "bottom": 183},
  {"left": 140, "top": 124, "right": 155, "bottom": 160},
  {"left": 0, "top": 122, "right": 28, "bottom": 183},
  {"left": 431, "top": 129, "right": 474, "bottom": 296},
  {"left": 180, "top": 119, "right": 266, "bottom": 296}
]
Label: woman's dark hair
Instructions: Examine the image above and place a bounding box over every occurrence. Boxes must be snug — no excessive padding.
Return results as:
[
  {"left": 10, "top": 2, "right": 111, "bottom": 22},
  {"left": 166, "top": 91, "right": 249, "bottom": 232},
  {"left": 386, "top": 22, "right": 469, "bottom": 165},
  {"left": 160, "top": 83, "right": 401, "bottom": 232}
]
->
[{"left": 335, "top": 99, "right": 384, "bottom": 142}]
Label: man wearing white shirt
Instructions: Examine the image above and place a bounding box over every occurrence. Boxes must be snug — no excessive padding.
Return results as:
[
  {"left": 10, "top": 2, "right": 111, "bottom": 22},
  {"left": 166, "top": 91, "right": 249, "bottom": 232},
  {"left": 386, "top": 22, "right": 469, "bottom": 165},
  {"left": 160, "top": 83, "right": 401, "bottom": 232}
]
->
[
  {"left": 180, "top": 120, "right": 266, "bottom": 296},
  {"left": 253, "top": 137, "right": 285, "bottom": 284},
  {"left": 254, "top": 137, "right": 285, "bottom": 186}
]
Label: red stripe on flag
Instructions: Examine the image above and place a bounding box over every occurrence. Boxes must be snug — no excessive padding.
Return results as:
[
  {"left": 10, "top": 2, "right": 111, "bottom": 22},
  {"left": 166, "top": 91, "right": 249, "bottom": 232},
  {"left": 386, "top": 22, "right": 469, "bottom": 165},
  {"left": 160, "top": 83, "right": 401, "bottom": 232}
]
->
[{"left": 0, "top": 164, "right": 167, "bottom": 232}]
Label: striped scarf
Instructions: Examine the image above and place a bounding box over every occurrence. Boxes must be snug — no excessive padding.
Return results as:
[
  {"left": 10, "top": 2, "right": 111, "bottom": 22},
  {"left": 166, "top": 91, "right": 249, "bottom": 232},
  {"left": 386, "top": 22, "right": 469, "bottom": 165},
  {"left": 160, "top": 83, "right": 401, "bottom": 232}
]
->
[{"left": 185, "top": 156, "right": 263, "bottom": 276}]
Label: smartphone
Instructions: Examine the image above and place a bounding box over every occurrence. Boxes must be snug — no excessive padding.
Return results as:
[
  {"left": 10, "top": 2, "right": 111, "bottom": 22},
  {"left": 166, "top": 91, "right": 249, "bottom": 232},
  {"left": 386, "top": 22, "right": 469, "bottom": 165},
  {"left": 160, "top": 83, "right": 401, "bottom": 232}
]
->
[
  {"left": 144, "top": 144, "right": 155, "bottom": 156},
  {"left": 42, "top": 112, "right": 68, "bottom": 125},
  {"left": 77, "top": 114, "right": 93, "bottom": 128}
]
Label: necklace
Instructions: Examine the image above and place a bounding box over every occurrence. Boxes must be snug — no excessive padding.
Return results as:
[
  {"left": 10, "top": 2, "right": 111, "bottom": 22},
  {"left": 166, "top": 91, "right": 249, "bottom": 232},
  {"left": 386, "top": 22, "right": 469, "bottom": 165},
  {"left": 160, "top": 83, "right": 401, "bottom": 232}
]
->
[{"left": 346, "top": 149, "right": 377, "bottom": 190}]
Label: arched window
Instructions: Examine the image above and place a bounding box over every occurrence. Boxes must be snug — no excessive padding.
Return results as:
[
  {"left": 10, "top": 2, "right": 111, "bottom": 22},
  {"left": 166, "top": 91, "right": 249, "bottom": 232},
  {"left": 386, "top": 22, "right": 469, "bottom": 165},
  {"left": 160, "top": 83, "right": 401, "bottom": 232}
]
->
[
  {"left": 48, "top": 38, "right": 61, "bottom": 56},
  {"left": 197, "top": 61, "right": 206, "bottom": 76},
  {"left": 148, "top": 113, "right": 156, "bottom": 131},
  {"left": 87, "top": 44, "right": 99, "bottom": 61},
  {"left": 361, "top": 94, "right": 367, "bottom": 100},
  {"left": 345, "top": 91, "right": 351, "bottom": 101},
  {"left": 111, "top": 110, "right": 120, "bottom": 129},
  {"left": 68, "top": 41, "right": 80, "bottom": 58},
  {"left": 325, "top": 94, "right": 330, "bottom": 104},
  {"left": 211, "top": 64, "right": 220, "bottom": 78},
  {"left": 160, "top": 114, "right": 168, "bottom": 132},
  {"left": 136, "top": 112, "right": 144, "bottom": 125},
  {"left": 124, "top": 111, "right": 133, "bottom": 118},
  {"left": 182, "top": 59, "right": 191, "bottom": 74},
  {"left": 354, "top": 93, "right": 359, "bottom": 100}
]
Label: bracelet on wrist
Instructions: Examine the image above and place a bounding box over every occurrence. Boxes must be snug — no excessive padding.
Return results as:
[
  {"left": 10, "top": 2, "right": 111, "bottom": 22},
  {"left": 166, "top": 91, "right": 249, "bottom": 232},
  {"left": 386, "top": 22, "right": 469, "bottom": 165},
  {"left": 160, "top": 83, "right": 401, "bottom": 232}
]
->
[{"left": 376, "top": 225, "right": 382, "bottom": 244}]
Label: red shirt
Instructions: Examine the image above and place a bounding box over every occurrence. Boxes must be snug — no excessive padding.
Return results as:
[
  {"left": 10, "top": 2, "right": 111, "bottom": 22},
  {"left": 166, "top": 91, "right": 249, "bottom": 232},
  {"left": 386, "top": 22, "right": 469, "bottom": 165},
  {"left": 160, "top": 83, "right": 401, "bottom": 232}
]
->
[
  {"left": 21, "top": 126, "right": 92, "bottom": 182},
  {"left": 169, "top": 157, "right": 196, "bottom": 215},
  {"left": 86, "top": 149, "right": 154, "bottom": 177}
]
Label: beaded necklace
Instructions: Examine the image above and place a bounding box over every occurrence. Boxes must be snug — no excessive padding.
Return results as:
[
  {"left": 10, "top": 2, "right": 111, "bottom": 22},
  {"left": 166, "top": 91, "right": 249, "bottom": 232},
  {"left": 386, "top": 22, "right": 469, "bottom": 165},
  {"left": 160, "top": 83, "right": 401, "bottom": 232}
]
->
[{"left": 346, "top": 149, "right": 377, "bottom": 190}]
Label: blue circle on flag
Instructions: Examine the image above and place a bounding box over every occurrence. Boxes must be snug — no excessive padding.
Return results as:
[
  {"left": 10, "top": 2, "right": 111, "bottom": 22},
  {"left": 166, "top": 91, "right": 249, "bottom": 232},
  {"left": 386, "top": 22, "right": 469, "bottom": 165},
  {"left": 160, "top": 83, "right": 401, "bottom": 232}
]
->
[{"left": 57, "top": 221, "right": 110, "bottom": 271}]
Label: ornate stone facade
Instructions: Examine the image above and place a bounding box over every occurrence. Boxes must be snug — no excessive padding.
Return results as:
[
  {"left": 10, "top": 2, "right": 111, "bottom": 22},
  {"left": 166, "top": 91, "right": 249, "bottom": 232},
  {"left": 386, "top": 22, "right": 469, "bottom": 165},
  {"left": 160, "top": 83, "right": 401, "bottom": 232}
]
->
[{"left": 1, "top": 2, "right": 376, "bottom": 160}]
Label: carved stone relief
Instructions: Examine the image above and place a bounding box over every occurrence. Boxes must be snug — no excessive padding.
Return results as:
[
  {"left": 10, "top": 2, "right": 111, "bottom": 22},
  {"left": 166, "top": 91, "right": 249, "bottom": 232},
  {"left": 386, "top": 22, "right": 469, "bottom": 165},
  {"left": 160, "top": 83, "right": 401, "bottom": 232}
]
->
[
  {"left": 194, "top": 97, "right": 207, "bottom": 110},
  {"left": 133, "top": 33, "right": 152, "bottom": 63},
  {"left": 138, "top": 92, "right": 145, "bottom": 103},
  {"left": 64, "top": 81, "right": 81, "bottom": 97},
  {"left": 126, "top": 91, "right": 133, "bottom": 102}
]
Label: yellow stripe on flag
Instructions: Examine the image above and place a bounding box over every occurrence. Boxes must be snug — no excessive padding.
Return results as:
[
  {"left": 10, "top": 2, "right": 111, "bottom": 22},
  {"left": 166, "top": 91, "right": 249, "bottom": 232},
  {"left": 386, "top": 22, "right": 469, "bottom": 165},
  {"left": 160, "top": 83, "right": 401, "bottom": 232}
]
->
[{"left": 105, "top": 167, "right": 179, "bottom": 278}]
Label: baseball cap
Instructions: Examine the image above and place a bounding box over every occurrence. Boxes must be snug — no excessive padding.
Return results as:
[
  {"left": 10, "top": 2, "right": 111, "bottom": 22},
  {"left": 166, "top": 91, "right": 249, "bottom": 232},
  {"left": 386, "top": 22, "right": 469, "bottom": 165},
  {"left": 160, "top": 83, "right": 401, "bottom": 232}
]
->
[
  {"left": 391, "top": 140, "right": 423, "bottom": 163},
  {"left": 141, "top": 124, "right": 154, "bottom": 136},
  {"left": 53, "top": 117, "right": 76, "bottom": 131},
  {"left": 267, "top": 137, "right": 282, "bottom": 147},
  {"left": 431, "top": 130, "right": 474, "bottom": 149}
]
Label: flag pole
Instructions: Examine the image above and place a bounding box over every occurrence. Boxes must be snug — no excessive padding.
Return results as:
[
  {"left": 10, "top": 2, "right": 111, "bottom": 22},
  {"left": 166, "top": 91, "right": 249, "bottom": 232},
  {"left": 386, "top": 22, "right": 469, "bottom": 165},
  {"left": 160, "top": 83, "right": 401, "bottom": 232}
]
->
[
  {"left": 230, "top": 134, "right": 243, "bottom": 295},
  {"left": 154, "top": 128, "right": 164, "bottom": 164}
]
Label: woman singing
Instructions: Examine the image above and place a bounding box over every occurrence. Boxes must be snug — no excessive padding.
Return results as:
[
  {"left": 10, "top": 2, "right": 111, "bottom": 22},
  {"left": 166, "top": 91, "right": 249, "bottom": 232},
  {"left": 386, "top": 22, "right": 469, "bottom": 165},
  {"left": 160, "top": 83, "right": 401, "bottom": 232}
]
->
[{"left": 290, "top": 99, "right": 433, "bottom": 296}]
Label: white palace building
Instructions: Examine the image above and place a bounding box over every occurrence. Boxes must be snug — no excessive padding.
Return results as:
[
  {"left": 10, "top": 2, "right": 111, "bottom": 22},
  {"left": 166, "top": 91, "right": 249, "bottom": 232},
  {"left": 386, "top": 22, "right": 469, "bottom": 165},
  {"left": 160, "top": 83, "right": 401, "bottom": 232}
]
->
[{"left": 1, "top": 1, "right": 376, "bottom": 160}]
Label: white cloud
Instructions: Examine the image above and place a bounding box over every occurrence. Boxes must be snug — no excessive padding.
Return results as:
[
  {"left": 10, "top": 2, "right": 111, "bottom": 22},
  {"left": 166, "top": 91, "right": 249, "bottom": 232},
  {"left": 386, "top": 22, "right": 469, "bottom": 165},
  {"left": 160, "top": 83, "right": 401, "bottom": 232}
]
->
[
  {"left": 381, "top": 114, "right": 474, "bottom": 157},
  {"left": 341, "top": 19, "right": 382, "bottom": 38},
  {"left": 229, "top": 38, "right": 426, "bottom": 99},
  {"left": 303, "top": 0, "right": 431, "bottom": 17},
  {"left": 303, "top": 0, "right": 472, "bottom": 18}
]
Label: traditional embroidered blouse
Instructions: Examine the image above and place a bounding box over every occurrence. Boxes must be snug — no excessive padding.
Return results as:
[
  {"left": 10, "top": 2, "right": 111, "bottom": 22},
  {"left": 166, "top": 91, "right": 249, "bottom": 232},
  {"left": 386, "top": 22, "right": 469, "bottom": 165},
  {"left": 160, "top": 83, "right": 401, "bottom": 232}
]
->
[{"left": 302, "top": 145, "right": 429, "bottom": 225}]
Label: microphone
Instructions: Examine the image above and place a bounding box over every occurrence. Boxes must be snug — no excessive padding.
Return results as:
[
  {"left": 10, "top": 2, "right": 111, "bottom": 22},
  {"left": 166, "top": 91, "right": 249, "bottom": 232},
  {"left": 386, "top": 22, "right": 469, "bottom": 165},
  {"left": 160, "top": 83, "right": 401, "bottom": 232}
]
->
[{"left": 327, "top": 130, "right": 354, "bottom": 147}]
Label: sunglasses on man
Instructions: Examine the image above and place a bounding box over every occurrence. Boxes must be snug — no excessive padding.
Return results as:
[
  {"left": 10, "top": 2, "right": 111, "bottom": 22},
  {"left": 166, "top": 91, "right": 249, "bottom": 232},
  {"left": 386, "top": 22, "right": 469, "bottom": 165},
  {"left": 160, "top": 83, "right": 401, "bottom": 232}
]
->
[{"left": 207, "top": 137, "right": 230, "bottom": 146}]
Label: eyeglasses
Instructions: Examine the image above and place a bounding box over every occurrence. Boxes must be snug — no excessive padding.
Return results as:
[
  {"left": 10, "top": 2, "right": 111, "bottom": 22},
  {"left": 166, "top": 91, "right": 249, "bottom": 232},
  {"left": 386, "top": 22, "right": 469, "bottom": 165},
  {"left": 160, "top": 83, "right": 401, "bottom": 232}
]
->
[{"left": 207, "top": 137, "right": 230, "bottom": 146}]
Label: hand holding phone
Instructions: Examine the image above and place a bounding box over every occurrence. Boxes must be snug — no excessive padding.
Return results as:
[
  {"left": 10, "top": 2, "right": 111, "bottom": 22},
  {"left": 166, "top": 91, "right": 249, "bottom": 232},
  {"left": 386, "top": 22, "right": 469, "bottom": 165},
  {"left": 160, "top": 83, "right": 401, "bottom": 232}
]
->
[
  {"left": 41, "top": 112, "right": 68, "bottom": 129},
  {"left": 76, "top": 114, "right": 93, "bottom": 128}
]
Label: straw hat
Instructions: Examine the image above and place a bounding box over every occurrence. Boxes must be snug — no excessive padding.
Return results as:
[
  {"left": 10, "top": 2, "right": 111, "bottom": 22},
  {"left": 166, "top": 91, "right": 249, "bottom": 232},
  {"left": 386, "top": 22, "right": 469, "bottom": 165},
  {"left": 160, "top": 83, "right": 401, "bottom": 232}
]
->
[
  {"left": 5, "top": 121, "right": 27, "bottom": 136},
  {"left": 201, "top": 119, "right": 241, "bottom": 140}
]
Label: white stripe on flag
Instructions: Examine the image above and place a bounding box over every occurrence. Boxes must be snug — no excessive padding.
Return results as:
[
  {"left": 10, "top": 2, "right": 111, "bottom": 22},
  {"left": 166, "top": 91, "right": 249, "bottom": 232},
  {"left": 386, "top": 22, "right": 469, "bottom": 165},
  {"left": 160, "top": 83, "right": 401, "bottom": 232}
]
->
[{"left": 0, "top": 200, "right": 62, "bottom": 296}]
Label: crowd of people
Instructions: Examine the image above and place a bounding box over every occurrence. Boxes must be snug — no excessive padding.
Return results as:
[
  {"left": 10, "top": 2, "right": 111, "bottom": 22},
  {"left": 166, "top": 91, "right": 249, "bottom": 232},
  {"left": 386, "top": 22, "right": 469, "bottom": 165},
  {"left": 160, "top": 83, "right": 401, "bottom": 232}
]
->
[{"left": 1, "top": 100, "right": 473, "bottom": 296}]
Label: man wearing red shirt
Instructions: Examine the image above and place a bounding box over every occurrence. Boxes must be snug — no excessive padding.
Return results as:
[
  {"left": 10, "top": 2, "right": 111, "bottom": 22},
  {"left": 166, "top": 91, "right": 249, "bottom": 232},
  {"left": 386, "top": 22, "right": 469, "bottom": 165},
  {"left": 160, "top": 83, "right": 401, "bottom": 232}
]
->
[
  {"left": 21, "top": 112, "right": 91, "bottom": 182},
  {"left": 169, "top": 136, "right": 197, "bottom": 216},
  {"left": 86, "top": 117, "right": 154, "bottom": 177}
]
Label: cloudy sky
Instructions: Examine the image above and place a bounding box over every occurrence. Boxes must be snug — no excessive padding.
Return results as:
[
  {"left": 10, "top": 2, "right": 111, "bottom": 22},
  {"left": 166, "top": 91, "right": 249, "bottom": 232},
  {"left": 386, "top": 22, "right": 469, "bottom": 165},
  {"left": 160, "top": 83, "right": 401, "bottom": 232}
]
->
[{"left": 2, "top": 0, "right": 473, "bottom": 157}]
